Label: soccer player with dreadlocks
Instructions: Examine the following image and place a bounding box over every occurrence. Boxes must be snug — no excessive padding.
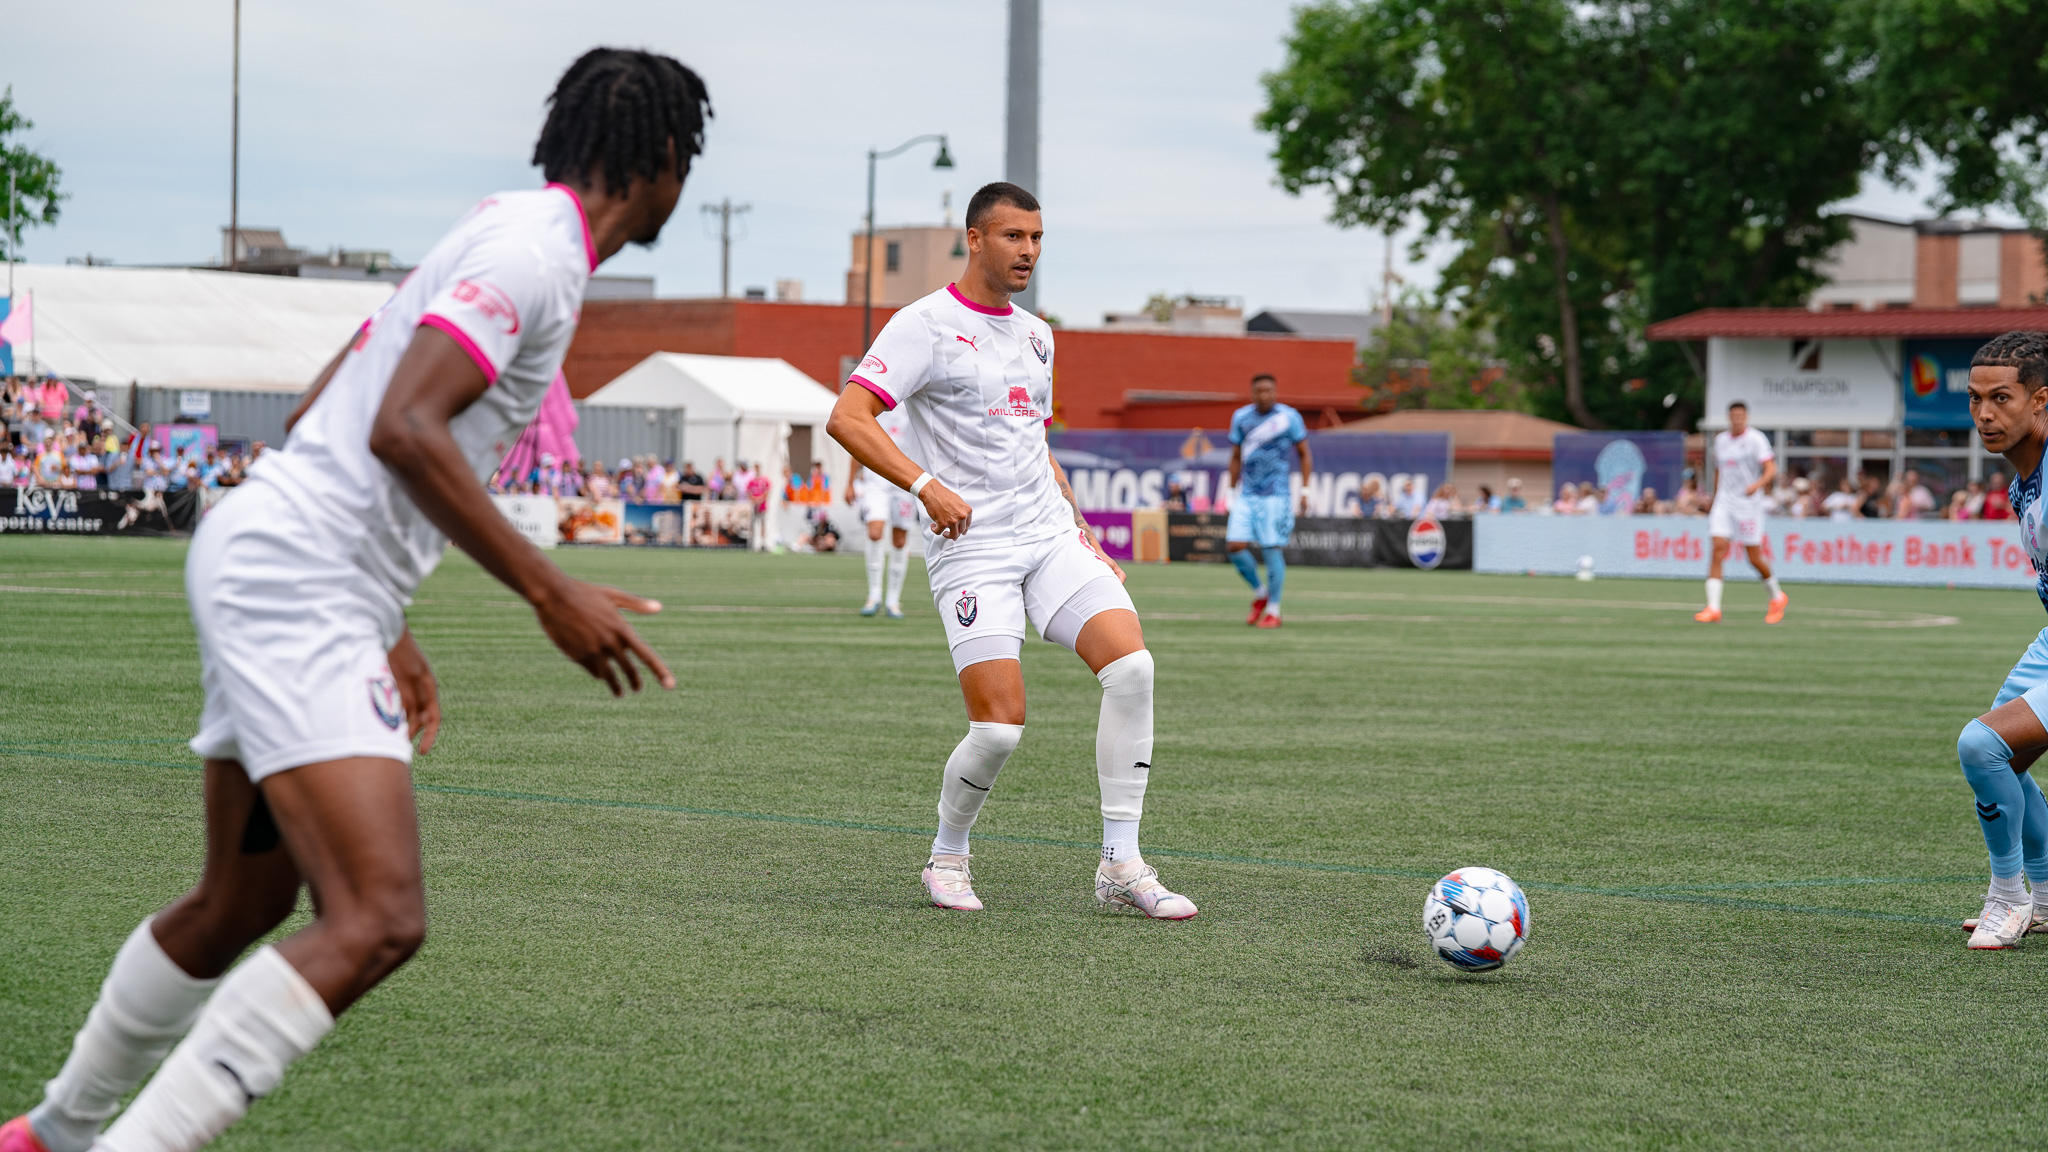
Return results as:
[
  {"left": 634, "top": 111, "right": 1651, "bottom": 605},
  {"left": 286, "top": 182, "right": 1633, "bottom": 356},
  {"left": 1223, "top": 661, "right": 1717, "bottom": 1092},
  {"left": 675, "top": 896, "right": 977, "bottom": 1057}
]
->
[
  {"left": 1, "top": 49, "right": 709, "bottom": 1152},
  {"left": 1951, "top": 331, "right": 2048, "bottom": 950}
]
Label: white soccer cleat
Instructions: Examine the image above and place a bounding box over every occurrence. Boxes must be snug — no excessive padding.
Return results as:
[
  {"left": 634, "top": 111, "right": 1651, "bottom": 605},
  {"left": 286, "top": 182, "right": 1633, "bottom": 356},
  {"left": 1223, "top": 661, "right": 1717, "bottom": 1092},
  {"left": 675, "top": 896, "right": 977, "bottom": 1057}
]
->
[
  {"left": 1967, "top": 891, "right": 2033, "bottom": 949},
  {"left": 860, "top": 597, "right": 882, "bottom": 617},
  {"left": 1095, "top": 858, "right": 1198, "bottom": 920},
  {"left": 921, "top": 854, "right": 983, "bottom": 911},
  {"left": 1961, "top": 906, "right": 2048, "bottom": 933}
]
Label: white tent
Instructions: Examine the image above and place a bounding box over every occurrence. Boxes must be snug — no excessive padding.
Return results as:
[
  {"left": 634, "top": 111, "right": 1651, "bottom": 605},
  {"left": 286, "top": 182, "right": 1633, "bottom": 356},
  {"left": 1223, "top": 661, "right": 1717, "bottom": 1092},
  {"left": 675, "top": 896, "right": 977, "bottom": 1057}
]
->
[
  {"left": 6, "top": 263, "right": 393, "bottom": 391},
  {"left": 583, "top": 352, "right": 845, "bottom": 480},
  {"left": 583, "top": 353, "right": 853, "bottom": 548}
]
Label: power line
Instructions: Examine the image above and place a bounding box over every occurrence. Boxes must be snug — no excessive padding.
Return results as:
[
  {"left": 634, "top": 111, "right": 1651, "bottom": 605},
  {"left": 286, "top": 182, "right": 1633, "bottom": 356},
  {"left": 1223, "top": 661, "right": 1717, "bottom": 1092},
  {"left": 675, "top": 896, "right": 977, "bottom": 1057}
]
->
[{"left": 700, "top": 199, "right": 751, "bottom": 298}]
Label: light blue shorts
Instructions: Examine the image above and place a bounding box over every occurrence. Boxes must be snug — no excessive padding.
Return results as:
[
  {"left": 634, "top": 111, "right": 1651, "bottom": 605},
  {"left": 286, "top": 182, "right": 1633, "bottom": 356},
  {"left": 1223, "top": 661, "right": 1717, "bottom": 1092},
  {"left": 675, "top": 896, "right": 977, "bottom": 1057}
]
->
[
  {"left": 1227, "top": 492, "right": 1295, "bottom": 549},
  {"left": 1993, "top": 627, "right": 2048, "bottom": 725}
]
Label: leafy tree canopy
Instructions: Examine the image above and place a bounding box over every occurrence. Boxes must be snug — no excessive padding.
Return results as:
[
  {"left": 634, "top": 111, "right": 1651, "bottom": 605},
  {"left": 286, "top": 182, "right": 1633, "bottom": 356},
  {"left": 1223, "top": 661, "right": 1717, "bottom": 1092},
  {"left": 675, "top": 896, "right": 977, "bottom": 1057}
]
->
[{"left": 0, "top": 87, "right": 63, "bottom": 258}]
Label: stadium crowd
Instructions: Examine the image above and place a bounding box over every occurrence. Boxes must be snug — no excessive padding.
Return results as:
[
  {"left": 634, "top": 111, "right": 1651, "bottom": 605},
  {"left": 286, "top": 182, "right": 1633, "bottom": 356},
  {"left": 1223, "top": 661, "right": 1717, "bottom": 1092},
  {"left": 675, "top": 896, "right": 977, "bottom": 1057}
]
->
[
  {"left": 2, "top": 379, "right": 267, "bottom": 493},
  {"left": 486, "top": 455, "right": 844, "bottom": 509}
]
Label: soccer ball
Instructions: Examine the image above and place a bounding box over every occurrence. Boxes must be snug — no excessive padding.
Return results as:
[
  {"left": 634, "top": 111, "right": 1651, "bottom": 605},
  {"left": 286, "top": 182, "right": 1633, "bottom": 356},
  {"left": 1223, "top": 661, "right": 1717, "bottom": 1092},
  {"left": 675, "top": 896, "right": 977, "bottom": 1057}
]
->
[{"left": 1423, "top": 867, "right": 1529, "bottom": 972}]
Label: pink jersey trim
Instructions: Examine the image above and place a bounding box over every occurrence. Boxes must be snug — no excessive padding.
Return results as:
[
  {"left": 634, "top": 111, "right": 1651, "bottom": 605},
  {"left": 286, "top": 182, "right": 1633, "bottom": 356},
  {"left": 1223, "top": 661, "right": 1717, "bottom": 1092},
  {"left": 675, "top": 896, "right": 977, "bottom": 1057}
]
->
[
  {"left": 947, "top": 282, "right": 1014, "bottom": 317},
  {"left": 419, "top": 314, "right": 500, "bottom": 384},
  {"left": 547, "top": 182, "right": 601, "bottom": 272},
  {"left": 850, "top": 375, "right": 898, "bottom": 410}
]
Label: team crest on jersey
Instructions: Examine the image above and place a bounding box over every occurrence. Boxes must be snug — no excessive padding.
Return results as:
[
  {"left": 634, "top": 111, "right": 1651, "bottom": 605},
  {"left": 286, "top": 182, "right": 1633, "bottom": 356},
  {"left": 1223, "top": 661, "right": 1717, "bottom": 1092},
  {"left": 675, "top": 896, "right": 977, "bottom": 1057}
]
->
[
  {"left": 368, "top": 670, "right": 405, "bottom": 730},
  {"left": 1029, "top": 333, "right": 1049, "bottom": 363},
  {"left": 955, "top": 592, "right": 979, "bottom": 627}
]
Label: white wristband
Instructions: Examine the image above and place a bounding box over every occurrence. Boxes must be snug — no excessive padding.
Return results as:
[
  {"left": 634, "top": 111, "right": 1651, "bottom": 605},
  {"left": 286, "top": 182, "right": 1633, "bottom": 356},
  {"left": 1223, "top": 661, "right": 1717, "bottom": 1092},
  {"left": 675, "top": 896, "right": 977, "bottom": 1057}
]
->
[{"left": 910, "top": 472, "right": 936, "bottom": 497}]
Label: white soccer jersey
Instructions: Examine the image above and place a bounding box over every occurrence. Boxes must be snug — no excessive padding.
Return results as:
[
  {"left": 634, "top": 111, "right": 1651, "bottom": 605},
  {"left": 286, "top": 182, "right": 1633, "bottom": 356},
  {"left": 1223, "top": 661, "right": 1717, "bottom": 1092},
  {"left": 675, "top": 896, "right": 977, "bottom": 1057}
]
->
[
  {"left": 1713, "top": 428, "right": 1774, "bottom": 505},
  {"left": 251, "top": 184, "right": 594, "bottom": 609},
  {"left": 849, "top": 284, "right": 1068, "bottom": 554}
]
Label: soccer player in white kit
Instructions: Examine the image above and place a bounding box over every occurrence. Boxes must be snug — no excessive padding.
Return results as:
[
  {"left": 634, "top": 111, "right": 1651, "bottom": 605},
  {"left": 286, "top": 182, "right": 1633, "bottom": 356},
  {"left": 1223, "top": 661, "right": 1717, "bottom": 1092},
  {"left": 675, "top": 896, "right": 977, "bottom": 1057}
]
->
[
  {"left": 0, "top": 50, "right": 706, "bottom": 1152},
  {"left": 844, "top": 402, "right": 920, "bottom": 618},
  {"left": 1696, "top": 400, "right": 1789, "bottom": 625},
  {"left": 827, "top": 182, "right": 1197, "bottom": 920}
]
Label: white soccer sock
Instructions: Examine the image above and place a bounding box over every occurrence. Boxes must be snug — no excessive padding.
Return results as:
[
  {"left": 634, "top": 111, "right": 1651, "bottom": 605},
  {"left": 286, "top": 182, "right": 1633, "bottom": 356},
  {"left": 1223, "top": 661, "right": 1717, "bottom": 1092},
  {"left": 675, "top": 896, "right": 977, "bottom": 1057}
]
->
[
  {"left": 1095, "top": 650, "right": 1155, "bottom": 861},
  {"left": 933, "top": 722, "right": 1023, "bottom": 857},
  {"left": 885, "top": 543, "right": 909, "bottom": 608},
  {"left": 1102, "top": 819, "right": 1140, "bottom": 865},
  {"left": 29, "top": 919, "right": 219, "bottom": 1152},
  {"left": 863, "top": 536, "right": 885, "bottom": 602},
  {"left": 1765, "top": 574, "right": 1783, "bottom": 597},
  {"left": 1992, "top": 873, "right": 2028, "bottom": 903},
  {"left": 1705, "top": 578, "right": 1723, "bottom": 611},
  {"left": 96, "top": 946, "right": 332, "bottom": 1152}
]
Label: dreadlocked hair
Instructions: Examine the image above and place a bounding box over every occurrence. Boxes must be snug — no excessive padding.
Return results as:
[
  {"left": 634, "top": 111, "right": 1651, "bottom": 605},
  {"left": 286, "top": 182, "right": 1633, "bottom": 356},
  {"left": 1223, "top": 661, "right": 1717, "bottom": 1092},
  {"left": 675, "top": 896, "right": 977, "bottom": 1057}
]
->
[
  {"left": 1972, "top": 330, "right": 2048, "bottom": 392},
  {"left": 532, "top": 48, "right": 712, "bottom": 196}
]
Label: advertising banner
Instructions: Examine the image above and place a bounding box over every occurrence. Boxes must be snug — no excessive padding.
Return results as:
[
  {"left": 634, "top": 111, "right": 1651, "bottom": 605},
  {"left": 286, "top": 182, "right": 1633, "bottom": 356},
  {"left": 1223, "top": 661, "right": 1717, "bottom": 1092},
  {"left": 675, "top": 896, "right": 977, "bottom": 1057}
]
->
[
  {"left": 687, "top": 501, "right": 752, "bottom": 548},
  {"left": 1082, "top": 511, "right": 1135, "bottom": 561},
  {"left": 1902, "top": 338, "right": 1982, "bottom": 428},
  {"left": 1703, "top": 338, "right": 1900, "bottom": 429},
  {"left": 1552, "top": 432, "right": 1686, "bottom": 513},
  {"left": 155, "top": 423, "right": 219, "bottom": 460},
  {"left": 1165, "top": 512, "right": 1474, "bottom": 568},
  {"left": 1, "top": 488, "right": 197, "bottom": 536},
  {"left": 622, "top": 502, "right": 689, "bottom": 546},
  {"left": 1166, "top": 513, "right": 1229, "bottom": 562},
  {"left": 1475, "top": 514, "right": 2036, "bottom": 588},
  {"left": 557, "top": 497, "right": 625, "bottom": 544},
  {"left": 1050, "top": 429, "right": 1450, "bottom": 517},
  {"left": 491, "top": 495, "right": 559, "bottom": 549}
]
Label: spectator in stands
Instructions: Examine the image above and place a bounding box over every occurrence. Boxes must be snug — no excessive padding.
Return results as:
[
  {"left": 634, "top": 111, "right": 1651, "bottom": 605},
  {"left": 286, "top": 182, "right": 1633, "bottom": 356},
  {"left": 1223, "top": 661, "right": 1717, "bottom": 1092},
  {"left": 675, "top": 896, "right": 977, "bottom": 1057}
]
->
[
  {"left": 1958, "top": 479, "right": 1987, "bottom": 520},
  {"left": 1357, "top": 477, "right": 1388, "bottom": 518},
  {"left": 642, "top": 456, "right": 667, "bottom": 501},
  {"left": 677, "top": 461, "right": 706, "bottom": 501},
  {"left": 1574, "top": 484, "right": 1600, "bottom": 515},
  {"left": 1501, "top": 478, "right": 1527, "bottom": 512},
  {"left": 35, "top": 439, "right": 65, "bottom": 486},
  {"left": 1822, "top": 476, "right": 1858, "bottom": 522},
  {"left": 585, "top": 459, "right": 614, "bottom": 500},
  {"left": 1392, "top": 476, "right": 1425, "bottom": 518},
  {"left": 1635, "top": 487, "right": 1659, "bottom": 514},
  {"left": 1424, "top": 482, "right": 1461, "bottom": 519},
  {"left": 706, "top": 458, "right": 727, "bottom": 499},
  {"left": 1552, "top": 482, "right": 1581, "bottom": 515},
  {"left": 1858, "top": 474, "right": 1888, "bottom": 519},
  {"left": 745, "top": 464, "right": 772, "bottom": 549},
  {"left": 1164, "top": 479, "right": 1188, "bottom": 512},
  {"left": 1674, "top": 473, "right": 1705, "bottom": 514},
  {"left": 71, "top": 441, "right": 102, "bottom": 490},
  {"left": 1476, "top": 484, "right": 1499, "bottom": 513},
  {"left": 1986, "top": 471, "right": 2013, "bottom": 519},
  {"left": 807, "top": 461, "right": 830, "bottom": 505},
  {"left": 1947, "top": 488, "right": 1971, "bottom": 519},
  {"left": 1897, "top": 469, "right": 1935, "bottom": 519},
  {"left": 618, "top": 458, "right": 645, "bottom": 503}
]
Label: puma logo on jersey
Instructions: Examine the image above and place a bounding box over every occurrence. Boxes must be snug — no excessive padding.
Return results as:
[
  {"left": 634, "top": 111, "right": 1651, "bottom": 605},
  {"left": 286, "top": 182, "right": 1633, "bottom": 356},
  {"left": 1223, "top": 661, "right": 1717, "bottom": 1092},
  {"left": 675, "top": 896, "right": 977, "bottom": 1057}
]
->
[{"left": 955, "top": 335, "right": 980, "bottom": 350}]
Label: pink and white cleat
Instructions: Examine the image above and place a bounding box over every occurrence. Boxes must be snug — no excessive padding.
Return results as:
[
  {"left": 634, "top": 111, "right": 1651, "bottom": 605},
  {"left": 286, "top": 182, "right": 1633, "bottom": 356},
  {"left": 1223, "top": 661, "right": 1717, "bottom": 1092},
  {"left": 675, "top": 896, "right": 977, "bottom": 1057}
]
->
[
  {"left": 1095, "top": 858, "right": 1198, "bottom": 920},
  {"left": 921, "top": 854, "right": 984, "bottom": 911}
]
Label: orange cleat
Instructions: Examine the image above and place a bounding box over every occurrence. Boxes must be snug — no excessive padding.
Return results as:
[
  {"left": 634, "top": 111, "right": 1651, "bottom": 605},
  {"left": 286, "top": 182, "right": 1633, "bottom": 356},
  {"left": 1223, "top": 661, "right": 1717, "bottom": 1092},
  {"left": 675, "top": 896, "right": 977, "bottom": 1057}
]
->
[
  {"left": 1693, "top": 607, "right": 1721, "bottom": 623},
  {"left": 1765, "top": 592, "right": 1788, "bottom": 625},
  {"left": 1255, "top": 613, "right": 1283, "bottom": 629},
  {"left": 1245, "top": 596, "right": 1268, "bottom": 625},
  {"left": 1, "top": 1117, "right": 52, "bottom": 1152}
]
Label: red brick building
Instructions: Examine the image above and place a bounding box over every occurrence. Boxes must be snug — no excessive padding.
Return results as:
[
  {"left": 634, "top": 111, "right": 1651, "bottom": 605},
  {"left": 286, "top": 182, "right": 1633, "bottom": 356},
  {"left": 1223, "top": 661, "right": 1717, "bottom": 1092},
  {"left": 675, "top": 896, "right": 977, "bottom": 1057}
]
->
[{"left": 558, "top": 298, "right": 1366, "bottom": 430}]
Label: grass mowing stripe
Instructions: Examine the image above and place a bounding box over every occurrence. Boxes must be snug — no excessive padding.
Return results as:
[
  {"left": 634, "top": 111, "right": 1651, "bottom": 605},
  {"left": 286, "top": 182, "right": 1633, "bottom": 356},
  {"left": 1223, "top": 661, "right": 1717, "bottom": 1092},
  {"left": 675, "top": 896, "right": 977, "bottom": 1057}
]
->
[{"left": 0, "top": 742, "right": 1960, "bottom": 927}]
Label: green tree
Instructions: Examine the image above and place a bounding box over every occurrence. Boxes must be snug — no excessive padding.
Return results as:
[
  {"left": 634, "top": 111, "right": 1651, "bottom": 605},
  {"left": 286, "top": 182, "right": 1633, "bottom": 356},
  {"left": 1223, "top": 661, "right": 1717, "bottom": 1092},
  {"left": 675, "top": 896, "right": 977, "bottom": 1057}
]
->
[
  {"left": 0, "top": 88, "right": 63, "bottom": 259},
  {"left": 1355, "top": 292, "right": 1525, "bottom": 411},
  {"left": 1259, "top": 0, "right": 1869, "bottom": 431},
  {"left": 1848, "top": 0, "right": 2048, "bottom": 222}
]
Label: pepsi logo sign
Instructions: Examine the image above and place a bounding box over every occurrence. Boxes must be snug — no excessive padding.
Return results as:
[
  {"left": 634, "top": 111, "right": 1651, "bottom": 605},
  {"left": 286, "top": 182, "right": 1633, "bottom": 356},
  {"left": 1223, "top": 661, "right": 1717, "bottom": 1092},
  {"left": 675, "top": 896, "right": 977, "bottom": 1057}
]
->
[{"left": 1407, "top": 515, "right": 1446, "bottom": 569}]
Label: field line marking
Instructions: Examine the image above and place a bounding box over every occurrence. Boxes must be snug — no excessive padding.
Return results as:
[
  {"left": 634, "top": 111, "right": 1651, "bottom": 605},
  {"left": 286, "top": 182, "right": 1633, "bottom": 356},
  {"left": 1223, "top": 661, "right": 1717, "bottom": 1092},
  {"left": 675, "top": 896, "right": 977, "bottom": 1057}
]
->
[
  {"left": 0, "top": 743, "right": 1960, "bottom": 926},
  {"left": 0, "top": 583, "right": 187, "bottom": 599}
]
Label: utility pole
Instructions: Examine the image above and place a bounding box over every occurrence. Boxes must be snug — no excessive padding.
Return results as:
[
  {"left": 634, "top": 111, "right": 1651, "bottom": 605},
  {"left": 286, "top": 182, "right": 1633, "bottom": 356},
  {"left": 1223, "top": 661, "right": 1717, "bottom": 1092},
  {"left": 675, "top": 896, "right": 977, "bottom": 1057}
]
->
[
  {"left": 1381, "top": 228, "right": 1393, "bottom": 327},
  {"left": 7, "top": 171, "right": 15, "bottom": 300},
  {"left": 229, "top": 0, "right": 241, "bottom": 273},
  {"left": 701, "top": 198, "right": 750, "bottom": 298},
  {"left": 1005, "top": 0, "right": 1041, "bottom": 314}
]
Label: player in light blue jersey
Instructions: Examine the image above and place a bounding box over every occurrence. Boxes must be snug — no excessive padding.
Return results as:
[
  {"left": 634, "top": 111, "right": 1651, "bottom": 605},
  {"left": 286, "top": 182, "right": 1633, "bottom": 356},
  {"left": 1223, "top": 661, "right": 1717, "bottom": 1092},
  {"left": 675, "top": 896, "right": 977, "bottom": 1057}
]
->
[
  {"left": 1953, "top": 332, "right": 2048, "bottom": 949},
  {"left": 1225, "top": 375, "right": 1310, "bottom": 628}
]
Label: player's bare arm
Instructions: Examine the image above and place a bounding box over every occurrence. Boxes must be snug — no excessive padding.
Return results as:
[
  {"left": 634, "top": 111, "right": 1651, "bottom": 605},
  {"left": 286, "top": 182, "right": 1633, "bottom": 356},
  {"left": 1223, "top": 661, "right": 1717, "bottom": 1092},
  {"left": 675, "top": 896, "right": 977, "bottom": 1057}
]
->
[
  {"left": 1227, "top": 443, "right": 1242, "bottom": 489},
  {"left": 1050, "top": 448, "right": 1124, "bottom": 582},
  {"left": 1296, "top": 439, "right": 1313, "bottom": 513},
  {"left": 844, "top": 459, "right": 862, "bottom": 505},
  {"left": 1745, "top": 454, "right": 1776, "bottom": 497},
  {"left": 370, "top": 327, "right": 673, "bottom": 697},
  {"left": 827, "top": 384, "right": 973, "bottom": 539},
  {"left": 387, "top": 629, "right": 441, "bottom": 754}
]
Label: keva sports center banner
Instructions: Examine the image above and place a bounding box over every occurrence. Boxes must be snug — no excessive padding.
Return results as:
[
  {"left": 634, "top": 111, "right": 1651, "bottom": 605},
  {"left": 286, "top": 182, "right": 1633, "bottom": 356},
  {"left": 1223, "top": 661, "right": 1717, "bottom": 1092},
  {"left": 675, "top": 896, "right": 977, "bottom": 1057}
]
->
[
  {"left": 1048, "top": 429, "right": 1450, "bottom": 517},
  {"left": 1475, "top": 514, "right": 2036, "bottom": 589},
  {"left": 1, "top": 488, "right": 198, "bottom": 536}
]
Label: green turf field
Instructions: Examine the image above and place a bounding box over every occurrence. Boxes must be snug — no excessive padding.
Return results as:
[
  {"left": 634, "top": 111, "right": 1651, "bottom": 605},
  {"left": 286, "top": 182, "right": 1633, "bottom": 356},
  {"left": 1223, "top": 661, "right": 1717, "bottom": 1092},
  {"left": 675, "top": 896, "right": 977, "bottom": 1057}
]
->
[{"left": 3, "top": 536, "right": 2043, "bottom": 1149}]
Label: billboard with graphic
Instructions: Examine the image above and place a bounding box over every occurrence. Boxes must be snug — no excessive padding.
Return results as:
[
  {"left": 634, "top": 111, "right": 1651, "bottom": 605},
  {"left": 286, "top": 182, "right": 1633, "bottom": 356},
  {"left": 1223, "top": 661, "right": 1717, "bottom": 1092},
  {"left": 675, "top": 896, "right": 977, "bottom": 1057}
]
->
[
  {"left": 1902, "top": 338, "right": 1983, "bottom": 428},
  {"left": 1552, "top": 432, "right": 1686, "bottom": 513}
]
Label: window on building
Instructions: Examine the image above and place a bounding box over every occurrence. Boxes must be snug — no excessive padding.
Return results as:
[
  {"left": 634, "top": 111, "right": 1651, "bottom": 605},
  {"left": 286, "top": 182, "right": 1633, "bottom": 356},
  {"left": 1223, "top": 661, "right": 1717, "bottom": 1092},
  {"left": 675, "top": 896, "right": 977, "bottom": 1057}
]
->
[{"left": 885, "top": 241, "right": 901, "bottom": 273}]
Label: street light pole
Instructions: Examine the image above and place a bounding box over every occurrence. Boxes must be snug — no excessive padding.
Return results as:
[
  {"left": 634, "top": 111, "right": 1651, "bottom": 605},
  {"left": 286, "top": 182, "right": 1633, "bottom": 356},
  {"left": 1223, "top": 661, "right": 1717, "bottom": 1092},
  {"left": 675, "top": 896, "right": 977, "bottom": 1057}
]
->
[
  {"left": 862, "top": 134, "right": 953, "bottom": 353},
  {"left": 229, "top": 0, "right": 241, "bottom": 273}
]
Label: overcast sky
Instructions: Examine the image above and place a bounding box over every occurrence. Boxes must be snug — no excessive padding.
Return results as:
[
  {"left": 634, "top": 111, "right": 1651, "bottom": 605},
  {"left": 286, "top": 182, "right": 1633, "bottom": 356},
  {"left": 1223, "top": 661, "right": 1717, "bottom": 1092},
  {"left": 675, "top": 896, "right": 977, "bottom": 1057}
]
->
[{"left": 8, "top": 1, "right": 1954, "bottom": 327}]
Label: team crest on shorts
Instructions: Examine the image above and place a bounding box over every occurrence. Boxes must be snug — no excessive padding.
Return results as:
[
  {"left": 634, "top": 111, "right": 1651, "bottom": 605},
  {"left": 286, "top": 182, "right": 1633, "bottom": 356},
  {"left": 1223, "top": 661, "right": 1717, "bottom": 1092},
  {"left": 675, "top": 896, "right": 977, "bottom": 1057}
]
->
[
  {"left": 367, "top": 670, "right": 405, "bottom": 730},
  {"left": 1029, "top": 334, "right": 1049, "bottom": 364},
  {"left": 955, "top": 591, "right": 979, "bottom": 627}
]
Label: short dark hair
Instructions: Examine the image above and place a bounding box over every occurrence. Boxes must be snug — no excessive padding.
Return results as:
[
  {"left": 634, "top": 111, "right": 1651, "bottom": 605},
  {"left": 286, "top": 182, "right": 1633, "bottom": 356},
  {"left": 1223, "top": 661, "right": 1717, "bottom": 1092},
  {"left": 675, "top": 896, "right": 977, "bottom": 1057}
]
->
[
  {"left": 1972, "top": 331, "right": 2048, "bottom": 392},
  {"left": 1727, "top": 400, "right": 1748, "bottom": 412},
  {"left": 966, "top": 182, "right": 1041, "bottom": 231},
  {"left": 532, "top": 48, "right": 713, "bottom": 197},
  {"left": 1251, "top": 374, "right": 1277, "bottom": 388}
]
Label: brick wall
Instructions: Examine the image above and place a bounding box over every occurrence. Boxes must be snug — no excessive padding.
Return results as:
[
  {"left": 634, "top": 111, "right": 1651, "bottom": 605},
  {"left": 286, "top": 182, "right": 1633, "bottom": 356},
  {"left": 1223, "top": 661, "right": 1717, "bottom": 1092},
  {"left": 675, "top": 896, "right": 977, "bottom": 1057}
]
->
[{"left": 560, "top": 299, "right": 1366, "bottom": 429}]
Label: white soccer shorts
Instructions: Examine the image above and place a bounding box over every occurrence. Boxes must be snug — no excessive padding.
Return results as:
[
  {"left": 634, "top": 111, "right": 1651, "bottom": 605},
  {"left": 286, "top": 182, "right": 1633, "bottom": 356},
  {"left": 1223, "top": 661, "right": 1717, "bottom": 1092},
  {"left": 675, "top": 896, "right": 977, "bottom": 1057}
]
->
[
  {"left": 1708, "top": 496, "right": 1767, "bottom": 546},
  {"left": 928, "top": 527, "right": 1134, "bottom": 671},
  {"left": 186, "top": 480, "right": 414, "bottom": 781},
  {"left": 859, "top": 480, "right": 920, "bottom": 531}
]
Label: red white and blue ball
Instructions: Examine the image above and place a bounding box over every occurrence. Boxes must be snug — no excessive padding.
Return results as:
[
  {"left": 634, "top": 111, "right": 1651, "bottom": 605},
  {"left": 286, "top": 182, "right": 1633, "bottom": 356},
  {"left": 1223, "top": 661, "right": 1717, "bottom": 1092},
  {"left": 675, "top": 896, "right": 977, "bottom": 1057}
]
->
[{"left": 1423, "top": 867, "right": 1529, "bottom": 972}]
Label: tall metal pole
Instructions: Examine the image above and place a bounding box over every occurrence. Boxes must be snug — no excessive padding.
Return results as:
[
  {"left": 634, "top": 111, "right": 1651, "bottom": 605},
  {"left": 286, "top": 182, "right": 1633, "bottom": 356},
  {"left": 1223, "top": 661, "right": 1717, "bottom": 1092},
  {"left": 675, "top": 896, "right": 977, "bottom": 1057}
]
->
[
  {"left": 229, "top": 0, "right": 240, "bottom": 272},
  {"left": 1004, "top": 0, "right": 1040, "bottom": 313},
  {"left": 7, "top": 171, "right": 15, "bottom": 301},
  {"left": 700, "top": 198, "right": 751, "bottom": 298},
  {"left": 862, "top": 149, "right": 877, "bottom": 350}
]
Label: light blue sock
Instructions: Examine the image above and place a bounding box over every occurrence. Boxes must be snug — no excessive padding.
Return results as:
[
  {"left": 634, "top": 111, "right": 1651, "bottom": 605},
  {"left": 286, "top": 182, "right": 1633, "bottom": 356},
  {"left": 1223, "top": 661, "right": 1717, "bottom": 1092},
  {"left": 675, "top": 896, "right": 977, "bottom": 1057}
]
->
[
  {"left": 1960, "top": 719, "right": 2027, "bottom": 878},
  {"left": 2022, "top": 771, "right": 2048, "bottom": 890},
  {"left": 1228, "top": 548, "right": 1262, "bottom": 593},
  {"left": 1264, "top": 548, "right": 1287, "bottom": 611}
]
